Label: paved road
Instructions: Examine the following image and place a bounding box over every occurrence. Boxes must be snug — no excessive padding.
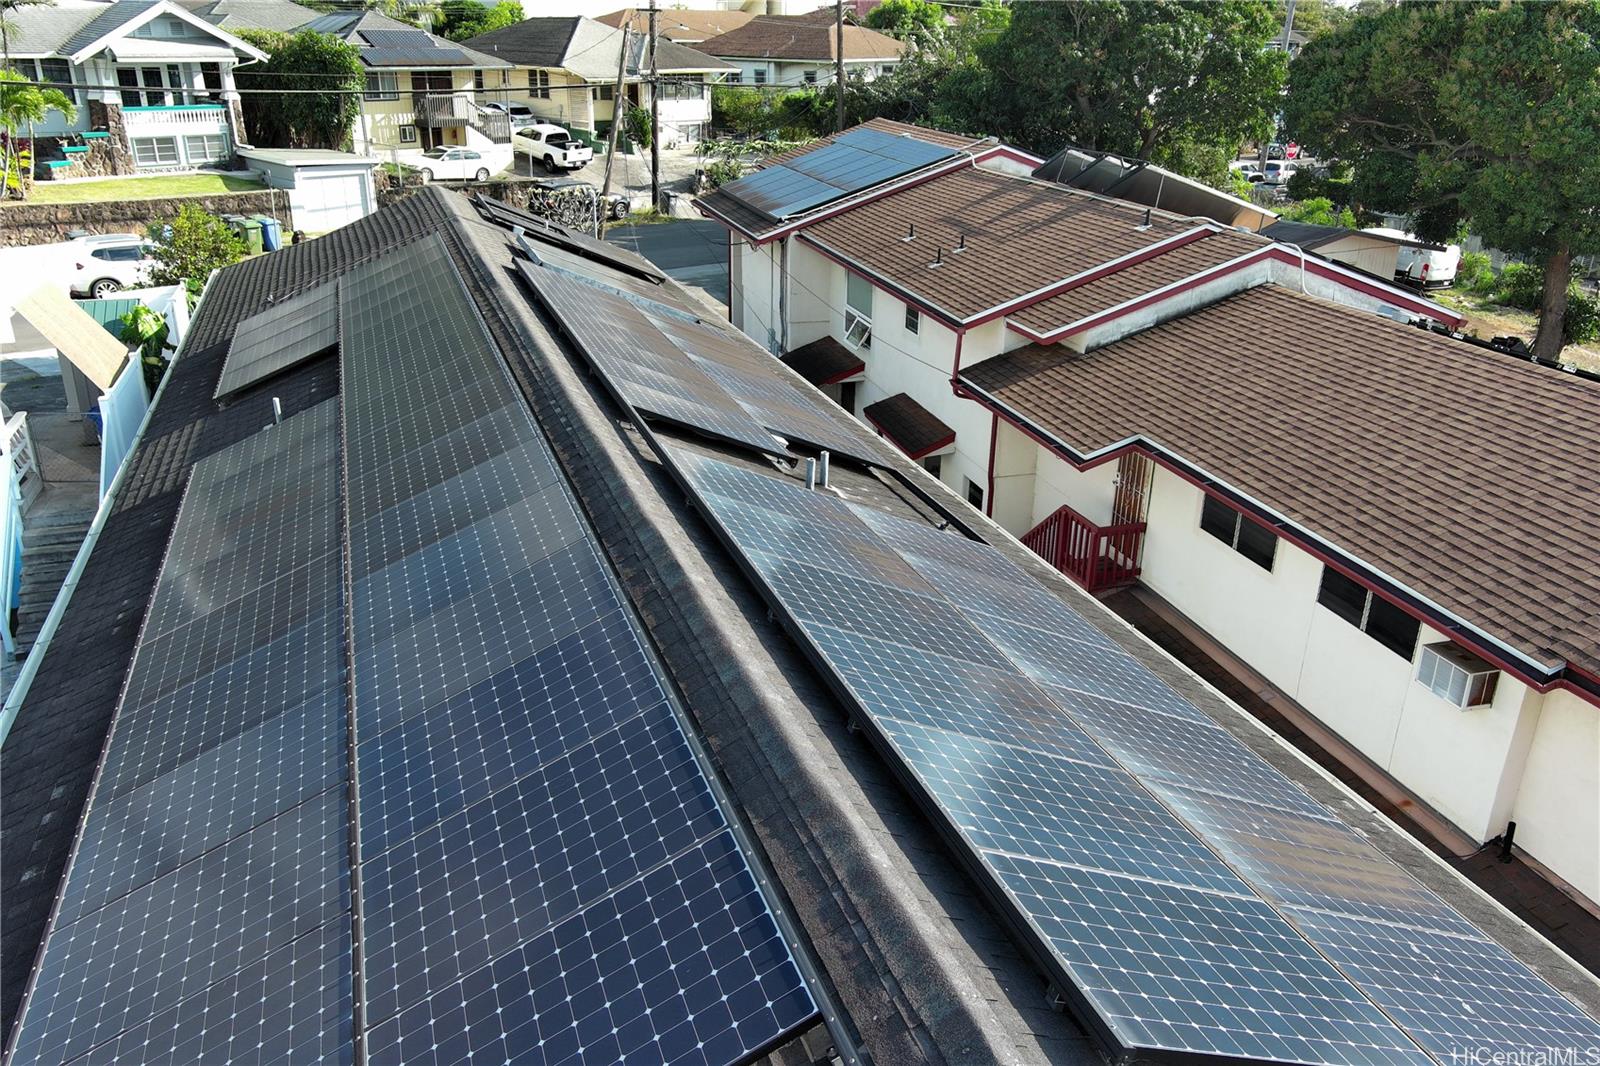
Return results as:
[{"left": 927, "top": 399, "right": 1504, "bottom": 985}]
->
[{"left": 605, "top": 219, "right": 729, "bottom": 308}]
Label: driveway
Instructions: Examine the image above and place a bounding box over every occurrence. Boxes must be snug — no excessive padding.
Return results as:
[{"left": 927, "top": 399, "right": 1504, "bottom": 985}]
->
[
  {"left": 508, "top": 145, "right": 702, "bottom": 208},
  {"left": 604, "top": 219, "right": 728, "bottom": 308}
]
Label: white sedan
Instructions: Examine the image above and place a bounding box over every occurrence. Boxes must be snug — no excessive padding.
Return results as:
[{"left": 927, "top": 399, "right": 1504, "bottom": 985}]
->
[{"left": 406, "top": 146, "right": 510, "bottom": 183}]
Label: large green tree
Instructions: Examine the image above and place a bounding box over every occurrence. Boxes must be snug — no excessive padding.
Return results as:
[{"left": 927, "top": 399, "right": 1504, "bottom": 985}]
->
[
  {"left": 1285, "top": 0, "right": 1600, "bottom": 358},
  {"left": 435, "top": 0, "right": 519, "bottom": 42},
  {"left": 863, "top": 0, "right": 943, "bottom": 37},
  {"left": 939, "top": 1, "right": 1286, "bottom": 175},
  {"left": 844, "top": 0, "right": 1008, "bottom": 131},
  {"left": 234, "top": 29, "right": 363, "bottom": 149}
]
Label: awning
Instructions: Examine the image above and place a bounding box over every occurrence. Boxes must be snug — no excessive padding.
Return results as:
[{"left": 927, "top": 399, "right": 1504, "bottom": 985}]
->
[
  {"left": 862, "top": 392, "right": 954, "bottom": 460},
  {"left": 780, "top": 336, "right": 864, "bottom": 386},
  {"left": 11, "top": 285, "right": 129, "bottom": 391}
]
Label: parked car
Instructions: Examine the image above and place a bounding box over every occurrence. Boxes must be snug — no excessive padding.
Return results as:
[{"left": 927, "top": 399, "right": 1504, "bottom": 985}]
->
[
  {"left": 69, "top": 234, "right": 155, "bottom": 298},
  {"left": 406, "top": 145, "right": 509, "bottom": 183},
  {"left": 512, "top": 124, "right": 593, "bottom": 173},
  {"left": 1368, "top": 228, "right": 1463, "bottom": 288},
  {"left": 1262, "top": 161, "right": 1296, "bottom": 185},
  {"left": 528, "top": 176, "right": 630, "bottom": 221},
  {"left": 479, "top": 101, "right": 538, "bottom": 129}
]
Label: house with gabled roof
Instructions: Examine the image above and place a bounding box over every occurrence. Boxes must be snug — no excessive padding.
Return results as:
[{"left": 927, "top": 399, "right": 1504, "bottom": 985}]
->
[
  {"left": 3, "top": 183, "right": 1600, "bottom": 1066},
  {"left": 3, "top": 0, "right": 267, "bottom": 176},
  {"left": 695, "top": 10, "right": 904, "bottom": 88},
  {"left": 699, "top": 119, "right": 1600, "bottom": 919}
]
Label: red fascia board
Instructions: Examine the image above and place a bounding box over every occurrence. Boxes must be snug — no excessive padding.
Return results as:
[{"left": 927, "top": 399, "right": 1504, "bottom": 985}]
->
[
  {"left": 950, "top": 378, "right": 1588, "bottom": 704},
  {"left": 974, "top": 145, "right": 1046, "bottom": 168},
  {"left": 819, "top": 364, "right": 865, "bottom": 385}
]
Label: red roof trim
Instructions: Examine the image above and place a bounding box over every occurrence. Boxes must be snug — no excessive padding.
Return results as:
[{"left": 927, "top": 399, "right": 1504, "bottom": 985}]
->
[{"left": 863, "top": 410, "right": 955, "bottom": 460}]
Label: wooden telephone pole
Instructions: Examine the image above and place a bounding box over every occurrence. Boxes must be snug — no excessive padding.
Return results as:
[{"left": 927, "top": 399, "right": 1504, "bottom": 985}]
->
[
  {"left": 835, "top": 0, "right": 846, "bottom": 131},
  {"left": 600, "top": 25, "right": 630, "bottom": 231}
]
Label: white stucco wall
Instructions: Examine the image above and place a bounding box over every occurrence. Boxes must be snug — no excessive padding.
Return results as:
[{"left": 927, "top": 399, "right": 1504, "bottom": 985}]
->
[{"left": 1511, "top": 689, "right": 1600, "bottom": 904}]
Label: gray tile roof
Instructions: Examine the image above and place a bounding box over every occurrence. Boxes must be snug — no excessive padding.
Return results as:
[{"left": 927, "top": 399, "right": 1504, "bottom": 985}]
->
[
  {"left": 1, "top": 3, "right": 101, "bottom": 56},
  {"left": 180, "top": 0, "right": 319, "bottom": 32},
  {"left": 59, "top": 0, "right": 159, "bottom": 56}
]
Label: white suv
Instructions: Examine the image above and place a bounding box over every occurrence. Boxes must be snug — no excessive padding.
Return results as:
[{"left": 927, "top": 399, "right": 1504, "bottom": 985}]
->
[
  {"left": 70, "top": 234, "right": 156, "bottom": 299},
  {"left": 406, "top": 145, "right": 510, "bottom": 183}
]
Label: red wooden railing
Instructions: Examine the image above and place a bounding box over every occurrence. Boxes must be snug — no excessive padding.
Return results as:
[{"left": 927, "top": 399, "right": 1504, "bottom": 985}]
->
[{"left": 1020, "top": 503, "right": 1146, "bottom": 593}]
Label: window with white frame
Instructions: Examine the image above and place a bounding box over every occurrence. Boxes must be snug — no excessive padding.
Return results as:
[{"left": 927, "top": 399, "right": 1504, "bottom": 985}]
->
[
  {"left": 1316, "top": 566, "right": 1422, "bottom": 660},
  {"left": 1416, "top": 642, "right": 1500, "bottom": 708},
  {"left": 183, "top": 133, "right": 227, "bottom": 163},
  {"left": 904, "top": 304, "right": 919, "bottom": 334},
  {"left": 803, "top": 69, "right": 817, "bottom": 84},
  {"left": 1199, "top": 496, "right": 1276, "bottom": 571},
  {"left": 844, "top": 272, "right": 872, "bottom": 350},
  {"left": 530, "top": 69, "right": 550, "bottom": 98},
  {"left": 132, "top": 136, "right": 179, "bottom": 166},
  {"left": 398, "top": 124, "right": 417, "bottom": 143},
  {"left": 753, "top": 69, "right": 767, "bottom": 84},
  {"left": 365, "top": 72, "right": 399, "bottom": 101},
  {"left": 473, "top": 69, "right": 485, "bottom": 91}
]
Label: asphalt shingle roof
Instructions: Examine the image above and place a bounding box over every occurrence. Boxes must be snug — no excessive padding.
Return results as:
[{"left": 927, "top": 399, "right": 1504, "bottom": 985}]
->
[
  {"left": 696, "top": 13, "right": 904, "bottom": 61},
  {"left": 59, "top": 0, "right": 158, "bottom": 55}
]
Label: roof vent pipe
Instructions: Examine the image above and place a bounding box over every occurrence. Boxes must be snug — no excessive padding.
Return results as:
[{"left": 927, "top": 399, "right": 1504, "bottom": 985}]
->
[
  {"left": 929, "top": 247, "right": 943, "bottom": 269},
  {"left": 271, "top": 397, "right": 283, "bottom": 426},
  {"left": 902, "top": 222, "right": 916, "bottom": 242},
  {"left": 818, "top": 450, "right": 830, "bottom": 487},
  {"left": 1137, "top": 208, "right": 1152, "bottom": 231},
  {"left": 953, "top": 233, "right": 966, "bottom": 253},
  {"left": 804, "top": 457, "right": 817, "bottom": 490}
]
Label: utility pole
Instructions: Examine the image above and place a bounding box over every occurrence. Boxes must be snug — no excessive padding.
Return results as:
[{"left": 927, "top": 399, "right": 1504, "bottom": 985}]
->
[
  {"left": 834, "top": 0, "right": 846, "bottom": 131},
  {"left": 600, "top": 25, "right": 630, "bottom": 232},
  {"left": 1256, "top": 0, "right": 1295, "bottom": 178},
  {"left": 649, "top": 0, "right": 660, "bottom": 212}
]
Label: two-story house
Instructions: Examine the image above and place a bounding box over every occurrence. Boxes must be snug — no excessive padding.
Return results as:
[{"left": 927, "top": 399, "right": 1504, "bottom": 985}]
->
[
  {"left": 5, "top": 0, "right": 266, "bottom": 176},
  {"left": 463, "top": 16, "right": 734, "bottom": 147},
  {"left": 695, "top": 10, "right": 904, "bottom": 88},
  {"left": 299, "top": 11, "right": 512, "bottom": 155},
  {"left": 698, "top": 119, "right": 1600, "bottom": 919}
]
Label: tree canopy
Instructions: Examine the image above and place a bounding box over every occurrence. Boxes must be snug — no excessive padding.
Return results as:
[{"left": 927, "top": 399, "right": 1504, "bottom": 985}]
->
[
  {"left": 434, "top": 0, "right": 520, "bottom": 42},
  {"left": 234, "top": 29, "right": 363, "bottom": 149},
  {"left": 146, "top": 205, "right": 245, "bottom": 294},
  {"left": 863, "top": 0, "right": 943, "bottom": 37},
  {"left": 1285, "top": 0, "right": 1600, "bottom": 357}
]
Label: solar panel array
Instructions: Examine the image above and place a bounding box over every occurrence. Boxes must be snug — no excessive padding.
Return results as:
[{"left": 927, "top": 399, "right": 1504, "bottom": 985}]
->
[
  {"left": 214, "top": 281, "right": 340, "bottom": 399},
  {"left": 521, "top": 260, "right": 890, "bottom": 462},
  {"left": 8, "top": 399, "right": 354, "bottom": 1066},
  {"left": 339, "top": 235, "right": 819, "bottom": 1065},
  {"left": 474, "top": 193, "right": 665, "bottom": 283},
  {"left": 721, "top": 127, "right": 958, "bottom": 221},
  {"left": 665, "top": 448, "right": 1600, "bottom": 1066}
]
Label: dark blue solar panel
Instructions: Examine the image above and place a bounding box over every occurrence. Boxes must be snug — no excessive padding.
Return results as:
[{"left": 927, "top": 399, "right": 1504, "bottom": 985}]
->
[
  {"left": 339, "top": 238, "right": 818, "bottom": 1063},
  {"left": 721, "top": 126, "right": 958, "bottom": 220},
  {"left": 366, "top": 831, "right": 815, "bottom": 1066},
  {"left": 668, "top": 449, "right": 1600, "bottom": 1065}
]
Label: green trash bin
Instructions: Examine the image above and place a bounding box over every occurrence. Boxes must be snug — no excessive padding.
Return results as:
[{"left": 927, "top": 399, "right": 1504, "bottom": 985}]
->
[{"left": 235, "top": 215, "right": 264, "bottom": 255}]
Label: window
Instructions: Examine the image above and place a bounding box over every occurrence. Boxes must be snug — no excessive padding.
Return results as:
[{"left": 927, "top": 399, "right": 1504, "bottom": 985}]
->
[
  {"left": 596, "top": 84, "right": 615, "bottom": 100},
  {"left": 966, "top": 478, "right": 984, "bottom": 510},
  {"left": 142, "top": 67, "right": 167, "bottom": 105},
  {"left": 1316, "top": 566, "right": 1421, "bottom": 660},
  {"left": 904, "top": 305, "right": 919, "bottom": 334},
  {"left": 1417, "top": 643, "right": 1500, "bottom": 708},
  {"left": 923, "top": 454, "right": 942, "bottom": 479},
  {"left": 803, "top": 69, "right": 817, "bottom": 84},
  {"left": 1199, "top": 496, "right": 1276, "bottom": 571},
  {"left": 365, "top": 72, "right": 398, "bottom": 101},
  {"left": 844, "top": 272, "right": 872, "bottom": 350},
  {"left": 184, "top": 133, "right": 226, "bottom": 163},
  {"left": 752, "top": 69, "right": 767, "bottom": 84},
  {"left": 726, "top": 71, "right": 741, "bottom": 84},
  {"left": 473, "top": 69, "right": 485, "bottom": 91},
  {"left": 117, "top": 68, "right": 144, "bottom": 107},
  {"left": 132, "top": 137, "right": 179, "bottom": 166},
  {"left": 530, "top": 69, "right": 550, "bottom": 98},
  {"left": 40, "top": 59, "right": 76, "bottom": 105},
  {"left": 93, "top": 245, "right": 143, "bottom": 262},
  {"left": 398, "top": 124, "right": 417, "bottom": 143},
  {"left": 200, "top": 61, "right": 222, "bottom": 101}
]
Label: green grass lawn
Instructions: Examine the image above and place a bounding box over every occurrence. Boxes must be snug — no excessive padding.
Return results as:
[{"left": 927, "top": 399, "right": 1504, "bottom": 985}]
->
[{"left": 13, "top": 173, "right": 264, "bottom": 205}]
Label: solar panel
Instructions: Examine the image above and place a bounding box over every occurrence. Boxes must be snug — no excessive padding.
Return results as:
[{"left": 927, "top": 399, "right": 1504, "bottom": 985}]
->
[
  {"left": 6, "top": 400, "right": 352, "bottom": 1066},
  {"left": 338, "top": 236, "right": 819, "bottom": 1062},
  {"left": 521, "top": 260, "right": 788, "bottom": 454},
  {"left": 213, "top": 280, "right": 339, "bottom": 399},
  {"left": 666, "top": 449, "right": 1600, "bottom": 1065},
  {"left": 720, "top": 127, "right": 958, "bottom": 221},
  {"left": 517, "top": 245, "right": 696, "bottom": 320},
  {"left": 362, "top": 46, "right": 469, "bottom": 66},
  {"left": 471, "top": 193, "right": 665, "bottom": 282}
]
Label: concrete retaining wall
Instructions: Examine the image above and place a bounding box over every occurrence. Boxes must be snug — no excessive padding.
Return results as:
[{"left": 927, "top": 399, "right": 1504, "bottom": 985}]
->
[{"left": 0, "top": 190, "right": 292, "bottom": 246}]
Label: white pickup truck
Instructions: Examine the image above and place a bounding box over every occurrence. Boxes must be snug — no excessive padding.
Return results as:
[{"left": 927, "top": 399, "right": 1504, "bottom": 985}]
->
[{"left": 512, "top": 123, "right": 593, "bottom": 173}]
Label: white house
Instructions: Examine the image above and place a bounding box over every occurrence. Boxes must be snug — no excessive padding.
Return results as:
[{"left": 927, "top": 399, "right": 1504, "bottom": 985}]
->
[
  {"left": 695, "top": 10, "right": 903, "bottom": 88},
  {"left": 5, "top": 0, "right": 267, "bottom": 176},
  {"left": 699, "top": 120, "right": 1600, "bottom": 914}
]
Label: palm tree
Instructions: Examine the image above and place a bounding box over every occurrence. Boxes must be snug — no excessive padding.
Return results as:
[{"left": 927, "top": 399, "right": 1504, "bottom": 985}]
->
[
  {"left": 0, "top": 68, "right": 76, "bottom": 199},
  {"left": 1, "top": 0, "right": 54, "bottom": 69}
]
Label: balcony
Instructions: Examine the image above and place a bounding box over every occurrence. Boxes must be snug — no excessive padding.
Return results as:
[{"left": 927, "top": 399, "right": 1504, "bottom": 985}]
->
[
  {"left": 122, "top": 104, "right": 228, "bottom": 133},
  {"left": 415, "top": 94, "right": 469, "bottom": 127},
  {"left": 1021, "top": 503, "right": 1145, "bottom": 594}
]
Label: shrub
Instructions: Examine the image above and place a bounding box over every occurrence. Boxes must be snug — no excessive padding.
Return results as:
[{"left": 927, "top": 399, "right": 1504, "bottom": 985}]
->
[
  {"left": 1455, "top": 251, "right": 1494, "bottom": 293},
  {"left": 1495, "top": 262, "right": 1544, "bottom": 310},
  {"left": 146, "top": 204, "right": 245, "bottom": 291},
  {"left": 1563, "top": 288, "right": 1599, "bottom": 345}
]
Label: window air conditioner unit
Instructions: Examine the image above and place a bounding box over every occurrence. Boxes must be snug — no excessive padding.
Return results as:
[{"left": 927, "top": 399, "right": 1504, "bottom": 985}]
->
[{"left": 1416, "top": 642, "right": 1500, "bottom": 709}]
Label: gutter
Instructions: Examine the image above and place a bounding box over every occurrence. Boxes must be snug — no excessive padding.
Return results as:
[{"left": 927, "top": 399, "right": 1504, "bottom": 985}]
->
[{"left": 0, "top": 268, "right": 218, "bottom": 751}]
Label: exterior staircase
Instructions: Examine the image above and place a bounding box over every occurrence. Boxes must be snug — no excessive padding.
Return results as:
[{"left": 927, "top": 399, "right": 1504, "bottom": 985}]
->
[{"left": 13, "top": 507, "right": 95, "bottom": 659}]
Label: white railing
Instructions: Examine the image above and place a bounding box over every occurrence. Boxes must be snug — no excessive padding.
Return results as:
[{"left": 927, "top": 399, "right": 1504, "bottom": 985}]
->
[
  {"left": 0, "top": 416, "right": 32, "bottom": 657},
  {"left": 98, "top": 363, "right": 149, "bottom": 502},
  {"left": 122, "top": 104, "right": 229, "bottom": 131},
  {"left": 4, "top": 412, "right": 41, "bottom": 512}
]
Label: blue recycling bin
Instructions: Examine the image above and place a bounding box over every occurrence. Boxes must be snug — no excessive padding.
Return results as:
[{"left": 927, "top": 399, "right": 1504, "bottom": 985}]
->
[{"left": 253, "top": 215, "right": 282, "bottom": 251}]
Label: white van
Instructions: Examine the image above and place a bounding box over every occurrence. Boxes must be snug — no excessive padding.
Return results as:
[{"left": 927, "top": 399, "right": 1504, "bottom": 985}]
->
[{"left": 1367, "top": 227, "right": 1462, "bottom": 288}]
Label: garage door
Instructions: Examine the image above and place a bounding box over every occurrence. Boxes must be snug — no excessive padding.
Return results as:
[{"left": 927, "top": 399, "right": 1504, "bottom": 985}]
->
[{"left": 289, "top": 171, "right": 373, "bottom": 233}]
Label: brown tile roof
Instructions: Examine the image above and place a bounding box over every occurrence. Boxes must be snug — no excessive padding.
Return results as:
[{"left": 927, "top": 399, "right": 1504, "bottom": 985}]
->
[
  {"left": 781, "top": 335, "right": 865, "bottom": 385},
  {"left": 804, "top": 165, "right": 1194, "bottom": 321},
  {"left": 961, "top": 284, "right": 1600, "bottom": 676},
  {"left": 1009, "top": 229, "right": 1269, "bottom": 338},
  {"left": 696, "top": 13, "right": 905, "bottom": 61},
  {"left": 862, "top": 392, "right": 955, "bottom": 459},
  {"left": 596, "top": 7, "right": 754, "bottom": 41}
]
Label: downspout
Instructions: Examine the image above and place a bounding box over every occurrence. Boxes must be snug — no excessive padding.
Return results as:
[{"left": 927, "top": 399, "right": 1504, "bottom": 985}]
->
[
  {"left": 985, "top": 411, "right": 997, "bottom": 518},
  {"left": 0, "top": 267, "right": 222, "bottom": 749},
  {"left": 948, "top": 326, "right": 966, "bottom": 394},
  {"left": 779, "top": 235, "right": 790, "bottom": 353}
]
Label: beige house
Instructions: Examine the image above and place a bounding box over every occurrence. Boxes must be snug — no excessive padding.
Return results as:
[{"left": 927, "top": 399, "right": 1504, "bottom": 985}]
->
[{"left": 302, "top": 10, "right": 512, "bottom": 154}]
